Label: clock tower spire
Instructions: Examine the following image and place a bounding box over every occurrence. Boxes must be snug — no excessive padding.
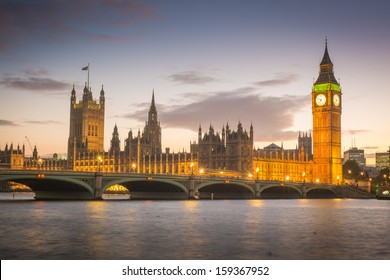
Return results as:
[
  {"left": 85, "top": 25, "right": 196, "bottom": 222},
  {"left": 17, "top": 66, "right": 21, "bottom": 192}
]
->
[{"left": 312, "top": 41, "right": 342, "bottom": 184}]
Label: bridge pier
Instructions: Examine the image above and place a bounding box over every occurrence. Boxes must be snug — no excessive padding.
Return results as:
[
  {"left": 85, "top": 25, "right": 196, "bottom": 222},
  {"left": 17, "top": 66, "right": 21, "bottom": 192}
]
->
[
  {"left": 188, "top": 176, "right": 195, "bottom": 199},
  {"left": 94, "top": 172, "right": 103, "bottom": 200},
  {"left": 255, "top": 181, "right": 261, "bottom": 199},
  {"left": 301, "top": 184, "right": 307, "bottom": 198}
]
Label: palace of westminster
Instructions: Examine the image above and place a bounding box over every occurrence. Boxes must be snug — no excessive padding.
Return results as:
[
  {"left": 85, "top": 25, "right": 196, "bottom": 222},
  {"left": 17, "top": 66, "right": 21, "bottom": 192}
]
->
[{"left": 0, "top": 43, "right": 344, "bottom": 184}]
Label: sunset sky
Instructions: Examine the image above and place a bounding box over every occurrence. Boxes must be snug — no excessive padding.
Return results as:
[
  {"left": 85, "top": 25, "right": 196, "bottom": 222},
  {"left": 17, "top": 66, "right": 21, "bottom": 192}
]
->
[{"left": 1, "top": 0, "right": 390, "bottom": 166}]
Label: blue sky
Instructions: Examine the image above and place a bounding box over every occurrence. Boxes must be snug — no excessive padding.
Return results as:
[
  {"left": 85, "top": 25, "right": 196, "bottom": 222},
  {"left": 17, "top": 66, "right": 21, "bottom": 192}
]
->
[{"left": 1, "top": 0, "right": 390, "bottom": 165}]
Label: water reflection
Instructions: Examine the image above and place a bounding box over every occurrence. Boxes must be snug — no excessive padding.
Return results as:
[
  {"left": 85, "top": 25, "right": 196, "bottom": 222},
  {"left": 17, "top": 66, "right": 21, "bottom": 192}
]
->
[
  {"left": 248, "top": 199, "right": 263, "bottom": 208},
  {"left": 1, "top": 196, "right": 390, "bottom": 259}
]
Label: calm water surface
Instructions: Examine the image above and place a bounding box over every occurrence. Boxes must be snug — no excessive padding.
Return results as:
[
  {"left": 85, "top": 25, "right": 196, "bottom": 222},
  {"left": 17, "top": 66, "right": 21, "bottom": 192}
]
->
[{"left": 1, "top": 193, "right": 390, "bottom": 260}]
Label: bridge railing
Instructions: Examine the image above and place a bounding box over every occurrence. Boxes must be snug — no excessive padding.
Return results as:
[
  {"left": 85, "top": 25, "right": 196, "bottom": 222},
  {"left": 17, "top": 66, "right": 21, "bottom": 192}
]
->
[{"left": 0, "top": 169, "right": 341, "bottom": 189}]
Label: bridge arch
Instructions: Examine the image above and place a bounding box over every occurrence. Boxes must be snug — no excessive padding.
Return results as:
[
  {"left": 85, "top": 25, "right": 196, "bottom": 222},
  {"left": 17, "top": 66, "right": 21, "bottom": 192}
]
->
[
  {"left": 0, "top": 174, "right": 95, "bottom": 200},
  {"left": 102, "top": 177, "right": 188, "bottom": 199},
  {"left": 260, "top": 183, "right": 302, "bottom": 198},
  {"left": 306, "top": 186, "right": 337, "bottom": 198},
  {"left": 196, "top": 180, "right": 255, "bottom": 199}
]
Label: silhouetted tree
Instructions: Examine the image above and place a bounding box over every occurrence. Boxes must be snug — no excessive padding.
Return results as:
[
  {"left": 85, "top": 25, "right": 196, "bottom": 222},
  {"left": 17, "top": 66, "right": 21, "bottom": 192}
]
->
[
  {"left": 373, "top": 167, "right": 390, "bottom": 186},
  {"left": 342, "top": 159, "right": 362, "bottom": 182}
]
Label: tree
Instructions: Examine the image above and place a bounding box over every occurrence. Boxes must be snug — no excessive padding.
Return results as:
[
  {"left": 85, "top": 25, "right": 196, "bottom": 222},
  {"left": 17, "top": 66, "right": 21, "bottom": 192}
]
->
[
  {"left": 374, "top": 167, "right": 390, "bottom": 186},
  {"left": 342, "top": 159, "right": 362, "bottom": 182}
]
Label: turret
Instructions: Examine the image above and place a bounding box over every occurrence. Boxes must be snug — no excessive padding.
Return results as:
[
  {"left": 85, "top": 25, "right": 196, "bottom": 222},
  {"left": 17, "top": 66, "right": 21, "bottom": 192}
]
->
[
  {"left": 71, "top": 84, "right": 76, "bottom": 105},
  {"left": 33, "top": 145, "right": 38, "bottom": 160},
  {"left": 100, "top": 85, "right": 105, "bottom": 105},
  {"left": 110, "top": 124, "right": 120, "bottom": 152},
  {"left": 222, "top": 125, "right": 226, "bottom": 146},
  {"left": 148, "top": 89, "right": 158, "bottom": 124},
  {"left": 82, "top": 82, "right": 93, "bottom": 103},
  {"left": 209, "top": 124, "right": 214, "bottom": 135},
  {"left": 237, "top": 121, "right": 243, "bottom": 134},
  {"left": 315, "top": 39, "right": 339, "bottom": 86}
]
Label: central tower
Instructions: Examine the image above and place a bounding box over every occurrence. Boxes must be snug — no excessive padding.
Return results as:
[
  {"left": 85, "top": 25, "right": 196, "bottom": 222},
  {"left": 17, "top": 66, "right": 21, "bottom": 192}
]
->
[
  {"left": 312, "top": 41, "right": 342, "bottom": 184},
  {"left": 143, "top": 90, "right": 162, "bottom": 155}
]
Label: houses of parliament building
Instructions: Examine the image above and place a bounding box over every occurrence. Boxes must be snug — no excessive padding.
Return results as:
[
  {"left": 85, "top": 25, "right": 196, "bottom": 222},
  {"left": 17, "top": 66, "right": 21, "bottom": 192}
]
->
[{"left": 1, "top": 43, "right": 343, "bottom": 184}]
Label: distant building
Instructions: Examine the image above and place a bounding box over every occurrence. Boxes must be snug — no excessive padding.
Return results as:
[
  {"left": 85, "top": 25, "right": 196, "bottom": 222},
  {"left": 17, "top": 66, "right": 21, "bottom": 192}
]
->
[
  {"left": 376, "top": 152, "right": 390, "bottom": 170},
  {"left": 343, "top": 147, "right": 366, "bottom": 167},
  {"left": 0, "top": 144, "right": 24, "bottom": 170},
  {"left": 190, "top": 122, "right": 254, "bottom": 173},
  {"left": 252, "top": 132, "right": 313, "bottom": 182}
]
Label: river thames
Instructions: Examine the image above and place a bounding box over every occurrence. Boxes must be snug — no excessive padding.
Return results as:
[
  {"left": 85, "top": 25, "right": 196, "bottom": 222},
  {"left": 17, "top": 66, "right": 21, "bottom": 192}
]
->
[{"left": 1, "top": 193, "right": 390, "bottom": 260}]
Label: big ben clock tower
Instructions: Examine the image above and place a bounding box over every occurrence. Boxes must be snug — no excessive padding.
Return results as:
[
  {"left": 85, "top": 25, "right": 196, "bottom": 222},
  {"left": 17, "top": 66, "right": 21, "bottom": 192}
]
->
[{"left": 312, "top": 41, "right": 342, "bottom": 184}]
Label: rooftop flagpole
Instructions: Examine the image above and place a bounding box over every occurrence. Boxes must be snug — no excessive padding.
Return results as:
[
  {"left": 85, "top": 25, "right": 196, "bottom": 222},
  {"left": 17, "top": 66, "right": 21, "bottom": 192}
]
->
[
  {"left": 82, "top": 63, "right": 90, "bottom": 89},
  {"left": 88, "top": 63, "right": 90, "bottom": 89}
]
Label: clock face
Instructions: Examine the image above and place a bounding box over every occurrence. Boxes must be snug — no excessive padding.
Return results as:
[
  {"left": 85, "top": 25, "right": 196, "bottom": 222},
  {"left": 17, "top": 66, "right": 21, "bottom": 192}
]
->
[
  {"left": 333, "top": 94, "right": 340, "bottom": 106},
  {"left": 315, "top": 94, "right": 326, "bottom": 106}
]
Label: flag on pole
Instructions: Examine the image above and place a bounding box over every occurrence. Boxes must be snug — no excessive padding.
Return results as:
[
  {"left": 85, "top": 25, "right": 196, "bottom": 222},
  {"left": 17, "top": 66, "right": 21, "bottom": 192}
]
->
[{"left": 82, "top": 66, "right": 89, "bottom": 71}]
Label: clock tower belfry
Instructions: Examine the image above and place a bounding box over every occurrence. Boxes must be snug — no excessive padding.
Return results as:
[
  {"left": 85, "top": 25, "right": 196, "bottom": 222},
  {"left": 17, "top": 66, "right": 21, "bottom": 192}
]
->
[{"left": 312, "top": 41, "right": 342, "bottom": 184}]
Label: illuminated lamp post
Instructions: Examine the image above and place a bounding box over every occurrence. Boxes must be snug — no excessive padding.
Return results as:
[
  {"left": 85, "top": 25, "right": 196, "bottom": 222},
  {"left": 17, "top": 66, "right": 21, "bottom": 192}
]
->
[
  {"left": 190, "top": 162, "right": 194, "bottom": 175},
  {"left": 255, "top": 167, "right": 260, "bottom": 181},
  {"left": 38, "top": 158, "right": 43, "bottom": 170},
  {"left": 302, "top": 172, "right": 306, "bottom": 183},
  {"left": 97, "top": 156, "right": 103, "bottom": 172},
  {"left": 316, "top": 178, "right": 320, "bottom": 185},
  {"left": 199, "top": 168, "right": 204, "bottom": 178},
  {"left": 131, "top": 163, "right": 136, "bottom": 173},
  {"left": 336, "top": 175, "right": 340, "bottom": 197}
]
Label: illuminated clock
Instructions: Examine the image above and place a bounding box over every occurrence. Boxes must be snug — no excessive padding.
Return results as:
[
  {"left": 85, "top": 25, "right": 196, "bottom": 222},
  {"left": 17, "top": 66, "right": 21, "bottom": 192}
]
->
[
  {"left": 333, "top": 94, "right": 340, "bottom": 106},
  {"left": 315, "top": 94, "right": 326, "bottom": 106}
]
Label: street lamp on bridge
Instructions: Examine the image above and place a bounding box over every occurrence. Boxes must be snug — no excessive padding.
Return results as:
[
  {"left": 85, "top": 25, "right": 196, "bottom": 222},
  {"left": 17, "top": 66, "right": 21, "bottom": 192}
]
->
[
  {"left": 97, "top": 156, "right": 103, "bottom": 171},
  {"left": 38, "top": 158, "right": 43, "bottom": 171}
]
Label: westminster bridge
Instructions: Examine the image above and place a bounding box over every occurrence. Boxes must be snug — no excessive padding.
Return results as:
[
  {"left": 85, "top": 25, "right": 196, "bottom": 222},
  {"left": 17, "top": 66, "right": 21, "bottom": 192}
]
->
[{"left": 0, "top": 170, "right": 359, "bottom": 200}]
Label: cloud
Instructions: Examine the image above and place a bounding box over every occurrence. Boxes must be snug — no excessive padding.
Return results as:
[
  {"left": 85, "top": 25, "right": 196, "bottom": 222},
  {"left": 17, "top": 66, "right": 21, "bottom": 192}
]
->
[
  {"left": 343, "top": 129, "right": 370, "bottom": 135},
  {"left": 0, "top": 119, "right": 19, "bottom": 126},
  {"left": 0, "top": 119, "right": 63, "bottom": 127},
  {"left": 0, "top": 0, "right": 157, "bottom": 50},
  {"left": 361, "top": 146, "right": 379, "bottom": 150},
  {"left": 120, "top": 88, "right": 310, "bottom": 143},
  {"left": 24, "top": 120, "right": 63, "bottom": 125},
  {"left": 255, "top": 73, "right": 299, "bottom": 87},
  {"left": 168, "top": 71, "right": 217, "bottom": 85},
  {"left": 1, "top": 76, "right": 69, "bottom": 91},
  {"left": 21, "top": 68, "right": 49, "bottom": 77}
]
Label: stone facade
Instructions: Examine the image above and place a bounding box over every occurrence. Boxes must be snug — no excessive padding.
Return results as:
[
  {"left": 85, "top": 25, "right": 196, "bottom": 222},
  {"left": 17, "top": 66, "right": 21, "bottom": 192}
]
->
[{"left": 0, "top": 144, "right": 24, "bottom": 170}]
